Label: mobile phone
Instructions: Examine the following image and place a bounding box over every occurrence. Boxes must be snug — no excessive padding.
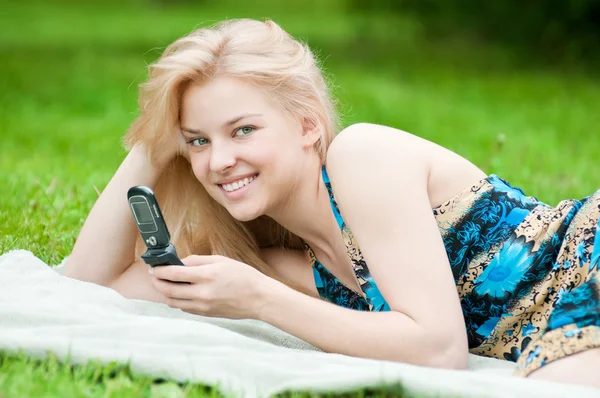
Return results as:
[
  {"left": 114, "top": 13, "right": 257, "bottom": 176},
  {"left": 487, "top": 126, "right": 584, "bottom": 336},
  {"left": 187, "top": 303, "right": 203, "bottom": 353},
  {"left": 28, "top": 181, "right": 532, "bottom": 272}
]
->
[{"left": 127, "top": 186, "right": 184, "bottom": 267}]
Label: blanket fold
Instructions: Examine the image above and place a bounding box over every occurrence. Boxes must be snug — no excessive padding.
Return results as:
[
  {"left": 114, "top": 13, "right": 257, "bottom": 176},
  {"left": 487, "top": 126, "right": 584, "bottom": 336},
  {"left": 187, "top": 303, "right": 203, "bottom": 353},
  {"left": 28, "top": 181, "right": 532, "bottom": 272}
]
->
[{"left": 0, "top": 250, "right": 596, "bottom": 397}]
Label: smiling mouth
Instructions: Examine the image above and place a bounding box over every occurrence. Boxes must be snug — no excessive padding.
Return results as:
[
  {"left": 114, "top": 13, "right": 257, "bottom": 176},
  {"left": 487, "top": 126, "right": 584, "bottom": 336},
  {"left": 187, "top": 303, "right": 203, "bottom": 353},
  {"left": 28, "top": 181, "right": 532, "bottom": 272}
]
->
[{"left": 218, "top": 174, "right": 259, "bottom": 193}]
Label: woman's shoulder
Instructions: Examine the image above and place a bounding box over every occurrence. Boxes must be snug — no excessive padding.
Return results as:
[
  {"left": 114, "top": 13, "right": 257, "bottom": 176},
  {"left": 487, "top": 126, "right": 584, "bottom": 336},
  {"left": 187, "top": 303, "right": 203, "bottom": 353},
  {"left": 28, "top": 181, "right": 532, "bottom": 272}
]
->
[
  {"left": 326, "top": 123, "right": 488, "bottom": 209},
  {"left": 328, "top": 123, "right": 438, "bottom": 157}
]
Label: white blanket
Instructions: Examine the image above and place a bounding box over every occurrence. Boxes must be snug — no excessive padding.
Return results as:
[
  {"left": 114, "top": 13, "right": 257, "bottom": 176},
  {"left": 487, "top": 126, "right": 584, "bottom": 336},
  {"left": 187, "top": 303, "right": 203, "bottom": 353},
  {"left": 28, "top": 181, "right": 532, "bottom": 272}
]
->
[{"left": 0, "top": 249, "right": 597, "bottom": 398}]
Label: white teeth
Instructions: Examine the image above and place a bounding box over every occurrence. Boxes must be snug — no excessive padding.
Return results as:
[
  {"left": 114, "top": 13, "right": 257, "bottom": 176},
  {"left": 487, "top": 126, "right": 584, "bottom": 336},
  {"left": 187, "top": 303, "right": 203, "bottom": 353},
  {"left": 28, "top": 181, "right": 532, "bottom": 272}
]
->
[{"left": 221, "top": 175, "right": 257, "bottom": 192}]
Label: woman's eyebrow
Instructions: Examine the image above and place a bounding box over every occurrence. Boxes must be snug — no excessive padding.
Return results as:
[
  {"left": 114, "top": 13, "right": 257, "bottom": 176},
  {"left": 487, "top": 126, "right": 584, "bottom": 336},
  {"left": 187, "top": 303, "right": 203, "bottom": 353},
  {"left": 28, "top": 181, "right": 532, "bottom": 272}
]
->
[{"left": 181, "top": 113, "right": 263, "bottom": 135}]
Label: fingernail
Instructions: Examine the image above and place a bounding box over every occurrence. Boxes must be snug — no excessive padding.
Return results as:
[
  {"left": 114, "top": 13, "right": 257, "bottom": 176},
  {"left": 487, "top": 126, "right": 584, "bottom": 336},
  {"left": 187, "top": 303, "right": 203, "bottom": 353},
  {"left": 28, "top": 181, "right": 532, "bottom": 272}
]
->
[{"left": 149, "top": 267, "right": 154, "bottom": 274}]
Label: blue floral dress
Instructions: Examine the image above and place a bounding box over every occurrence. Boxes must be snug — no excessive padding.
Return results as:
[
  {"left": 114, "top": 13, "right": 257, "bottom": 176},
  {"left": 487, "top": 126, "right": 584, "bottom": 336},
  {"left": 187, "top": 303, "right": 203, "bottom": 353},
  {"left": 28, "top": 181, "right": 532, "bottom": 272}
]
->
[{"left": 303, "top": 165, "right": 600, "bottom": 376}]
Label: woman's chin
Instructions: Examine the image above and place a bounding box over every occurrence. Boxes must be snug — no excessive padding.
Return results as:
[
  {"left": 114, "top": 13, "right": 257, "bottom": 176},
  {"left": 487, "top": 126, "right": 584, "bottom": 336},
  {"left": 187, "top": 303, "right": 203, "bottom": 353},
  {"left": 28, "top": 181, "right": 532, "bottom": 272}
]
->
[
  {"left": 228, "top": 207, "right": 264, "bottom": 222},
  {"left": 234, "top": 214, "right": 261, "bottom": 222}
]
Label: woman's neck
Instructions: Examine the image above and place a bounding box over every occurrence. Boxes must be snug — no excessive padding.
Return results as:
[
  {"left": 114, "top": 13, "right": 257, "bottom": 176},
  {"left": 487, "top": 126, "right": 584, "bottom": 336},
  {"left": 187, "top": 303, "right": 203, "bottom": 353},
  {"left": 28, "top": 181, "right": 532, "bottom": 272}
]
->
[{"left": 266, "top": 162, "right": 339, "bottom": 258}]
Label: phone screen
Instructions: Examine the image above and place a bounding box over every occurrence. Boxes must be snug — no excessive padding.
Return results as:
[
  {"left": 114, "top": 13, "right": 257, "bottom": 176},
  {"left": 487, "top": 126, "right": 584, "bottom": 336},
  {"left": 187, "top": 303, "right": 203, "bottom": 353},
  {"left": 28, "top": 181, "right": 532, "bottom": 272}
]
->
[{"left": 131, "top": 202, "right": 154, "bottom": 224}]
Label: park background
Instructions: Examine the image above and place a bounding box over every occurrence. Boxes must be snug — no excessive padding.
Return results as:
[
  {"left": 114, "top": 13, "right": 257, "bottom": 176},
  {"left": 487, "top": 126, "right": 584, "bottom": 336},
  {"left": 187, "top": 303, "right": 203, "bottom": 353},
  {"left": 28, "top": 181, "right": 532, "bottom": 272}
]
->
[{"left": 1, "top": 0, "right": 599, "bottom": 396}]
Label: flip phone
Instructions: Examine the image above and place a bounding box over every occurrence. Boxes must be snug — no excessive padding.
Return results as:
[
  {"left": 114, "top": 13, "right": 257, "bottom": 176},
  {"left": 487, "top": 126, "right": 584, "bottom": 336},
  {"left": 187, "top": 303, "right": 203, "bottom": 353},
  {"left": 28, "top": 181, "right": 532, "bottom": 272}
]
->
[{"left": 127, "top": 186, "right": 184, "bottom": 267}]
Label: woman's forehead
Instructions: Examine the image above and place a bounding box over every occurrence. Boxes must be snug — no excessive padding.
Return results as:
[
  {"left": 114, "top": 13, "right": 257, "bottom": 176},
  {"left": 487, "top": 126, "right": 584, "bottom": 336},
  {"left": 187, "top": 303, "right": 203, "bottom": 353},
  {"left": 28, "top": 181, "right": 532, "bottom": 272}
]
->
[{"left": 180, "top": 78, "right": 287, "bottom": 129}]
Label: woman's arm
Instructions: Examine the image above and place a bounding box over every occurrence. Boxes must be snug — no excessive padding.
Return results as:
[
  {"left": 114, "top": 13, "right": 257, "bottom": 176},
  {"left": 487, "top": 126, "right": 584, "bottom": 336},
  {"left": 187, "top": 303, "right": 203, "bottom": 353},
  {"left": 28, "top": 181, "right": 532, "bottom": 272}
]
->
[
  {"left": 63, "top": 144, "right": 165, "bottom": 286},
  {"left": 258, "top": 277, "right": 467, "bottom": 369}
]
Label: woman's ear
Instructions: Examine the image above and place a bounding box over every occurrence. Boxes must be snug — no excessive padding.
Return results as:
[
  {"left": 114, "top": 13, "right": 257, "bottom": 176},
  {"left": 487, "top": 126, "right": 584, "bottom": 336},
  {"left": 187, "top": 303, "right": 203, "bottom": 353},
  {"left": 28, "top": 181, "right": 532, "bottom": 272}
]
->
[{"left": 300, "top": 116, "right": 321, "bottom": 149}]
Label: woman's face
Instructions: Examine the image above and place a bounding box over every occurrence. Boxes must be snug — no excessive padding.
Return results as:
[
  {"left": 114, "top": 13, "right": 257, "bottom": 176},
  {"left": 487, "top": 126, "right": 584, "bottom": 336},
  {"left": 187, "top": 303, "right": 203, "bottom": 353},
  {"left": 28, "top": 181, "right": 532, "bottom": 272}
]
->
[{"left": 179, "top": 76, "right": 316, "bottom": 222}]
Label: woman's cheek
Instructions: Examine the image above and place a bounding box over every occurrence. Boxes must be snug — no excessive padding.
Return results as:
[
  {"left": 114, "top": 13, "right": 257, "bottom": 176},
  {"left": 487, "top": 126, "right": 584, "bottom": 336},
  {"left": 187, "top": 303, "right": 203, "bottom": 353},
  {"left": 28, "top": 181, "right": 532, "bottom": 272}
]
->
[{"left": 189, "top": 158, "right": 208, "bottom": 184}]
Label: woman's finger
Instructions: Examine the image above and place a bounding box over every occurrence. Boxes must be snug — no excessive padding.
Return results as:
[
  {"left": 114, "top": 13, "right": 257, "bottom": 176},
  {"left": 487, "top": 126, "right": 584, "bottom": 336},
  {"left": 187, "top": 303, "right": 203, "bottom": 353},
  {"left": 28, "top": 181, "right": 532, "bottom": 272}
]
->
[
  {"left": 152, "top": 277, "right": 197, "bottom": 299},
  {"left": 181, "top": 255, "right": 223, "bottom": 266},
  {"left": 151, "top": 264, "right": 204, "bottom": 282},
  {"left": 164, "top": 297, "right": 208, "bottom": 315}
]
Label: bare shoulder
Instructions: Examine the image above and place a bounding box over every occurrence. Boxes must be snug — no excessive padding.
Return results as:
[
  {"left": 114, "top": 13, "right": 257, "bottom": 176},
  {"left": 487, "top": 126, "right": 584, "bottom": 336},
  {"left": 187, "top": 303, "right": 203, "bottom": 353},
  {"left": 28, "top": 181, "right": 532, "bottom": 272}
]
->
[
  {"left": 326, "top": 123, "right": 486, "bottom": 208},
  {"left": 259, "top": 247, "right": 318, "bottom": 296},
  {"left": 328, "top": 122, "right": 432, "bottom": 159},
  {"left": 322, "top": 123, "right": 470, "bottom": 356}
]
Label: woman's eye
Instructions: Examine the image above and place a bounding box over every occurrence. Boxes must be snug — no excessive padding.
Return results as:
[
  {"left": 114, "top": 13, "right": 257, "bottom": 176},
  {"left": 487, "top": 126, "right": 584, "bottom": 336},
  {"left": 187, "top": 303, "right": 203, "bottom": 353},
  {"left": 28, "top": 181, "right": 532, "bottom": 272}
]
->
[
  {"left": 187, "top": 137, "right": 208, "bottom": 147},
  {"left": 235, "top": 126, "right": 255, "bottom": 136}
]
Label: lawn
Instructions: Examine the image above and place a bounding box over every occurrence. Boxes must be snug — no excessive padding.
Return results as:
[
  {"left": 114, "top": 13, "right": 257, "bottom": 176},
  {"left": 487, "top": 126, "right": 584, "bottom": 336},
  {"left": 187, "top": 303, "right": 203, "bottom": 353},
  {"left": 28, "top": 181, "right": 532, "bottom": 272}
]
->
[{"left": 1, "top": 0, "right": 599, "bottom": 396}]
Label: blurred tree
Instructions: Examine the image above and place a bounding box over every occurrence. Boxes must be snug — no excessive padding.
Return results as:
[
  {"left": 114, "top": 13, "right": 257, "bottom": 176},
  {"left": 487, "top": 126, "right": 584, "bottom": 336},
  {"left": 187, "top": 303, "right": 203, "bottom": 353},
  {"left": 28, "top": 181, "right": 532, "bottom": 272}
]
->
[{"left": 349, "top": 0, "right": 600, "bottom": 64}]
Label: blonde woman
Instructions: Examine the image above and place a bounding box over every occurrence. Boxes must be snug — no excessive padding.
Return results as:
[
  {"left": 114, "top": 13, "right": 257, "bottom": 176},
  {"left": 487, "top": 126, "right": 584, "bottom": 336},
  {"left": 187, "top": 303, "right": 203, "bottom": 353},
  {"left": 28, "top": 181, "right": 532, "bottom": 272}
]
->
[{"left": 64, "top": 19, "right": 600, "bottom": 389}]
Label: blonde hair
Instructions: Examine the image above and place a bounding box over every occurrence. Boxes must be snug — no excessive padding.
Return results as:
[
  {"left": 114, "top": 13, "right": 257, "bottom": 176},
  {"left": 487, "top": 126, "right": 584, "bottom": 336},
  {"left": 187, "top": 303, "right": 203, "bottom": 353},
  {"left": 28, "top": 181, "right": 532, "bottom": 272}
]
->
[{"left": 123, "top": 19, "right": 340, "bottom": 297}]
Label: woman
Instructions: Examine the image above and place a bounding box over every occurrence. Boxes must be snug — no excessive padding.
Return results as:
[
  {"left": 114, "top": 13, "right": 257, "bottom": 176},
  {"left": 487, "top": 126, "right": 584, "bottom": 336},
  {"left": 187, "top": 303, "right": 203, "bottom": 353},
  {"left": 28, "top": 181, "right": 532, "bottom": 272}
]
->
[{"left": 63, "top": 18, "right": 600, "bottom": 388}]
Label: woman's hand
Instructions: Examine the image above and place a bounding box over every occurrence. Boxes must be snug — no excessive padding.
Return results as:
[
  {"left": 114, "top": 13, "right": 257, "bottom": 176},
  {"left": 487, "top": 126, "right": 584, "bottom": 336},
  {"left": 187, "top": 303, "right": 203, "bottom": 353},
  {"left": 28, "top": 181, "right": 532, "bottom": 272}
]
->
[
  {"left": 145, "top": 130, "right": 189, "bottom": 169},
  {"left": 150, "top": 255, "right": 273, "bottom": 320}
]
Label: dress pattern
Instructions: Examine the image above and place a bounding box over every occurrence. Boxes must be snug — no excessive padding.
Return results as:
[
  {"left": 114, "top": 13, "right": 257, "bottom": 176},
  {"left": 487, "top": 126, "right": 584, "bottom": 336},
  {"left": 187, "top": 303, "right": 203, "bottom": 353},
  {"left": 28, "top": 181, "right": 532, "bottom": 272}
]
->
[
  {"left": 305, "top": 166, "right": 390, "bottom": 312},
  {"left": 304, "top": 165, "right": 600, "bottom": 376}
]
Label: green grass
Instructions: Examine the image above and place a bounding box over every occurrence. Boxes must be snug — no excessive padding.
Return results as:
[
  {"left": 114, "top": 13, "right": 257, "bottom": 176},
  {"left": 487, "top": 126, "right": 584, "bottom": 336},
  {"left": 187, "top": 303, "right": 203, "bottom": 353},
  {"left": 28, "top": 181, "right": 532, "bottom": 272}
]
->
[
  {"left": 1, "top": 0, "right": 599, "bottom": 396},
  {"left": 0, "top": 351, "right": 224, "bottom": 397},
  {"left": 0, "top": 351, "right": 406, "bottom": 397}
]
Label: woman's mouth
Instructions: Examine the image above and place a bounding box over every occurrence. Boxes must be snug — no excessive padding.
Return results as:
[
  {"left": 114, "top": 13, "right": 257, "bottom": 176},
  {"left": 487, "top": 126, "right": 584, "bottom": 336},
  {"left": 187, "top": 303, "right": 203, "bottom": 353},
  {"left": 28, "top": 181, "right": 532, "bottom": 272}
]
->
[{"left": 218, "top": 174, "right": 259, "bottom": 198}]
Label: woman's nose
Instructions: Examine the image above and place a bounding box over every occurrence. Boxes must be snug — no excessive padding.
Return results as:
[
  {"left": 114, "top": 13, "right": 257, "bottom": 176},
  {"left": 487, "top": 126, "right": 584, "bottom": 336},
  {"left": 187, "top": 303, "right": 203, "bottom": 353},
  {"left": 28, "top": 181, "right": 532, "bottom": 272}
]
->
[{"left": 209, "top": 142, "right": 237, "bottom": 172}]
